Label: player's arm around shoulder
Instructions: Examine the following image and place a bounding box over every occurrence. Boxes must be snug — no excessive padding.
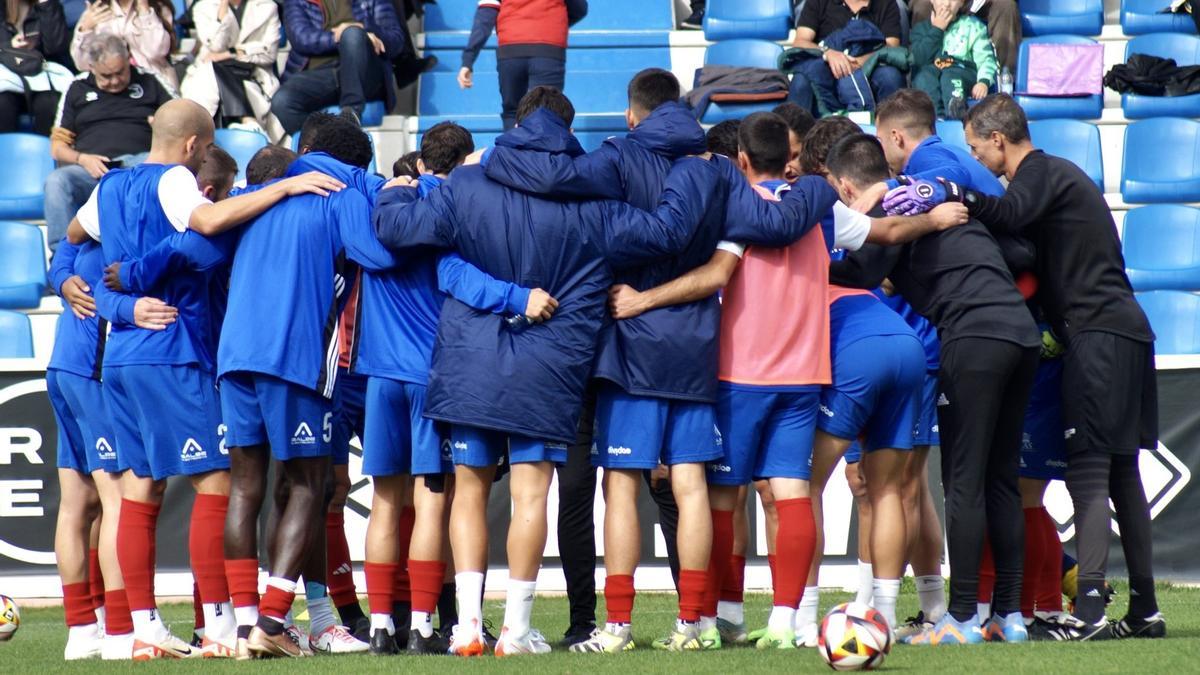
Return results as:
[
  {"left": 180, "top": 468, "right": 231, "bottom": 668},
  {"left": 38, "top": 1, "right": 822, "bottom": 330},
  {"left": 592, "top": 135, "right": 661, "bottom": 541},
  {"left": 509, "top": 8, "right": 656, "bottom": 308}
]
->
[{"left": 188, "top": 171, "right": 346, "bottom": 236}]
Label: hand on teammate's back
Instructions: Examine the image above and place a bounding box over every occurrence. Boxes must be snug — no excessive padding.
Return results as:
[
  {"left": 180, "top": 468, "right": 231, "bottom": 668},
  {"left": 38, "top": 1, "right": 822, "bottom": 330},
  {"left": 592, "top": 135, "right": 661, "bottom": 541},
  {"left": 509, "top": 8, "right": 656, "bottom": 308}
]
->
[
  {"left": 383, "top": 175, "right": 418, "bottom": 190},
  {"left": 278, "top": 171, "right": 346, "bottom": 197},
  {"left": 608, "top": 284, "right": 648, "bottom": 320},
  {"left": 103, "top": 263, "right": 125, "bottom": 291},
  {"left": 524, "top": 288, "right": 559, "bottom": 322},
  {"left": 928, "top": 202, "right": 970, "bottom": 230},
  {"left": 132, "top": 297, "right": 178, "bottom": 331},
  {"left": 60, "top": 276, "right": 96, "bottom": 319}
]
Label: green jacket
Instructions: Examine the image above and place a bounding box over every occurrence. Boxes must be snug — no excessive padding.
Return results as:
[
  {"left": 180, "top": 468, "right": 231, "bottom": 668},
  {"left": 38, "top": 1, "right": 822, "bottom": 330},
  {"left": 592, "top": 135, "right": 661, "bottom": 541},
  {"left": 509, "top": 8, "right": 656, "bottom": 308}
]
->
[{"left": 910, "top": 15, "right": 998, "bottom": 86}]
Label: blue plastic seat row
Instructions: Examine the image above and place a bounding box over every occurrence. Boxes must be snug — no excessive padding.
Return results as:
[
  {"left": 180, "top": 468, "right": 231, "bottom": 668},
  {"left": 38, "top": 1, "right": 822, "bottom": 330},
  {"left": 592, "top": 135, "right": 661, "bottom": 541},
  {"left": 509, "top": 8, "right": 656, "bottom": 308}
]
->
[
  {"left": 1137, "top": 291, "right": 1200, "bottom": 354},
  {"left": 1020, "top": 0, "right": 1198, "bottom": 37}
]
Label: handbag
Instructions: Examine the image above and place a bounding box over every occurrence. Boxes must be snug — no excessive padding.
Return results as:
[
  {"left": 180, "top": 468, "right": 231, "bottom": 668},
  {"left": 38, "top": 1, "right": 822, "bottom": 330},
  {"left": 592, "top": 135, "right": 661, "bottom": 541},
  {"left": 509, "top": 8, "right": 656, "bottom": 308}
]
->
[{"left": 0, "top": 45, "right": 44, "bottom": 77}]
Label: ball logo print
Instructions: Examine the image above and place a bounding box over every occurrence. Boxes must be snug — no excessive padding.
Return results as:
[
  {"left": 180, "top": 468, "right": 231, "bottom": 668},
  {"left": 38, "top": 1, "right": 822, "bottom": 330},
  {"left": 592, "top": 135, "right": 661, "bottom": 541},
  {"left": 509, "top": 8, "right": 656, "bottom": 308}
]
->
[{"left": 0, "top": 378, "right": 58, "bottom": 566}]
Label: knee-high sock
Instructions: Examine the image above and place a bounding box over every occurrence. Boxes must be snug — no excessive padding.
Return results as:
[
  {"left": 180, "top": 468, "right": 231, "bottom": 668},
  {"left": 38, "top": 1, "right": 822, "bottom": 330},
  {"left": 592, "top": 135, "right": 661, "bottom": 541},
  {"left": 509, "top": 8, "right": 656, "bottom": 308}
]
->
[
  {"left": 325, "top": 511, "right": 358, "bottom": 609},
  {"left": 702, "top": 509, "right": 733, "bottom": 618},
  {"left": 88, "top": 549, "right": 104, "bottom": 611},
  {"left": 677, "top": 569, "right": 706, "bottom": 623},
  {"left": 721, "top": 554, "right": 746, "bottom": 603},
  {"left": 393, "top": 508, "right": 415, "bottom": 605},
  {"left": 604, "top": 574, "right": 635, "bottom": 624},
  {"left": 1020, "top": 508, "right": 1044, "bottom": 618},
  {"left": 977, "top": 538, "right": 995, "bottom": 606},
  {"left": 364, "top": 561, "right": 398, "bottom": 622},
  {"left": 1109, "top": 454, "right": 1159, "bottom": 619},
  {"left": 62, "top": 581, "right": 96, "bottom": 627},
  {"left": 104, "top": 589, "right": 134, "bottom": 636},
  {"left": 190, "top": 494, "right": 230, "bottom": 604},
  {"left": 1036, "top": 508, "right": 1064, "bottom": 613},
  {"left": 116, "top": 499, "right": 160, "bottom": 611},
  {"left": 773, "top": 498, "right": 816, "bottom": 610},
  {"left": 192, "top": 582, "right": 205, "bottom": 632},
  {"left": 225, "top": 558, "right": 261, "bottom": 614}
]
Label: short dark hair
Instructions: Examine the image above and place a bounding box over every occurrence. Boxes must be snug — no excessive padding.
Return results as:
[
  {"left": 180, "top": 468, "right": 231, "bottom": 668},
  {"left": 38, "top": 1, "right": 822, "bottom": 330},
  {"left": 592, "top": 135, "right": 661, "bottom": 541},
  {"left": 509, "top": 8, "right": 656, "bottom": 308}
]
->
[
  {"left": 516, "top": 86, "right": 575, "bottom": 126},
  {"left": 297, "top": 111, "right": 339, "bottom": 153},
  {"left": 799, "top": 116, "right": 863, "bottom": 175},
  {"left": 772, "top": 102, "right": 816, "bottom": 141},
  {"left": 307, "top": 114, "right": 374, "bottom": 169},
  {"left": 965, "top": 93, "right": 1030, "bottom": 143},
  {"left": 392, "top": 150, "right": 421, "bottom": 179},
  {"left": 245, "top": 145, "right": 297, "bottom": 185},
  {"left": 198, "top": 145, "right": 237, "bottom": 197},
  {"left": 875, "top": 89, "right": 937, "bottom": 136},
  {"left": 706, "top": 119, "right": 741, "bottom": 158},
  {"left": 627, "top": 68, "right": 680, "bottom": 115},
  {"left": 421, "top": 122, "right": 475, "bottom": 175},
  {"left": 825, "top": 134, "right": 891, "bottom": 188},
  {"left": 737, "top": 112, "right": 790, "bottom": 175}
]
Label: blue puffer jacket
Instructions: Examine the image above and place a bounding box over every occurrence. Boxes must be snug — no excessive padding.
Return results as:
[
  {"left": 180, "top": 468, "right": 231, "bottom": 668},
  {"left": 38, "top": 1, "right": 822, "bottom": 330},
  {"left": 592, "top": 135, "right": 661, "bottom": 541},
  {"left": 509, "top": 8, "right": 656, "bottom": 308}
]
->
[
  {"left": 482, "top": 102, "right": 841, "bottom": 402},
  {"left": 372, "top": 108, "right": 729, "bottom": 442}
]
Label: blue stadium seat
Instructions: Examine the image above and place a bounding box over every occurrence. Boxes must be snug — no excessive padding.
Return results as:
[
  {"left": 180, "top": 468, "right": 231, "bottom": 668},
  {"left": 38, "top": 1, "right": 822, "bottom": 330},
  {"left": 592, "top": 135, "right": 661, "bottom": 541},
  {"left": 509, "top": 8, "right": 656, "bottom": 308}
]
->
[
  {"left": 0, "top": 221, "right": 45, "bottom": 308},
  {"left": 935, "top": 119, "right": 968, "bottom": 153},
  {"left": 1123, "top": 205, "right": 1200, "bottom": 291},
  {"left": 1015, "top": 35, "right": 1104, "bottom": 120},
  {"left": 698, "top": 40, "right": 785, "bottom": 123},
  {"left": 1028, "top": 119, "right": 1103, "bottom": 190},
  {"left": 214, "top": 128, "right": 269, "bottom": 183},
  {"left": 62, "top": 0, "right": 85, "bottom": 27},
  {"left": 322, "top": 101, "right": 385, "bottom": 127},
  {"left": 1121, "top": 118, "right": 1200, "bottom": 203},
  {"left": 0, "top": 133, "right": 55, "bottom": 219},
  {"left": 0, "top": 309, "right": 33, "bottom": 358},
  {"left": 1122, "top": 0, "right": 1198, "bottom": 35},
  {"left": 1122, "top": 33, "right": 1200, "bottom": 118},
  {"left": 704, "top": 0, "right": 793, "bottom": 41},
  {"left": 1020, "top": 0, "right": 1103, "bottom": 37},
  {"left": 424, "top": 0, "right": 673, "bottom": 39},
  {"left": 1136, "top": 290, "right": 1200, "bottom": 354}
]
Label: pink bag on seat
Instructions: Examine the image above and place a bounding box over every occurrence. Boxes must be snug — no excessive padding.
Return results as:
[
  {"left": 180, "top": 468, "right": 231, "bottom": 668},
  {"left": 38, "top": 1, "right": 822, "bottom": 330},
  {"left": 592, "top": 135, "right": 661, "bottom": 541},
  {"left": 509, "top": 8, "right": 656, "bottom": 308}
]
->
[{"left": 1024, "top": 43, "right": 1104, "bottom": 96}]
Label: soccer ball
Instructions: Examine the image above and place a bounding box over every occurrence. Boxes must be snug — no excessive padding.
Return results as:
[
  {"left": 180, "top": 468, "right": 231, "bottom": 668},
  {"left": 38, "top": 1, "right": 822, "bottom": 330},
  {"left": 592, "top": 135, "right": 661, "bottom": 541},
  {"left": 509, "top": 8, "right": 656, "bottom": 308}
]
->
[
  {"left": 0, "top": 595, "right": 19, "bottom": 642},
  {"left": 817, "top": 602, "right": 891, "bottom": 671}
]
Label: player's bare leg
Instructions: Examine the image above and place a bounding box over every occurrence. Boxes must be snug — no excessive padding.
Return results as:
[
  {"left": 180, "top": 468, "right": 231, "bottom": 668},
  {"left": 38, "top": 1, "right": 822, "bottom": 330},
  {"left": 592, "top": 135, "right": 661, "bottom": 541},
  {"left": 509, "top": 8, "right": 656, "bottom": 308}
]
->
[
  {"left": 408, "top": 475, "right": 453, "bottom": 653},
  {"left": 364, "top": 474, "right": 410, "bottom": 653},
  {"left": 223, "top": 444, "right": 269, "bottom": 657},
  {"left": 56, "top": 468, "right": 102, "bottom": 660},
  {"left": 650, "top": 463, "right": 710, "bottom": 651},
  {"left": 847, "top": 461, "right": 874, "bottom": 607},
  {"left": 590, "top": 467, "right": 641, "bottom": 649},
  {"left": 187, "top": 470, "right": 236, "bottom": 654},
  {"left": 448, "top": 464, "right": 494, "bottom": 656},
  {"left": 900, "top": 445, "right": 945, "bottom": 635},
  {"left": 496, "top": 461, "right": 554, "bottom": 655},
  {"left": 797, "top": 431, "right": 853, "bottom": 644},
  {"left": 93, "top": 470, "right": 134, "bottom": 657},
  {"left": 863, "top": 449, "right": 908, "bottom": 628}
]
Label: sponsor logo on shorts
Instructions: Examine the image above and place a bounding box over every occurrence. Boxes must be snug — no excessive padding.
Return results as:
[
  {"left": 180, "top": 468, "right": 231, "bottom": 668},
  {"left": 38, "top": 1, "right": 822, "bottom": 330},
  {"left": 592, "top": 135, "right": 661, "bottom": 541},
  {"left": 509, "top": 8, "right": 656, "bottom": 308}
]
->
[
  {"left": 546, "top": 442, "right": 567, "bottom": 450},
  {"left": 181, "top": 438, "right": 206, "bottom": 461},
  {"left": 1021, "top": 432, "right": 1033, "bottom": 452},
  {"left": 818, "top": 405, "right": 835, "bottom": 418},
  {"left": 590, "top": 442, "right": 599, "bottom": 456},
  {"left": 607, "top": 446, "right": 632, "bottom": 456},
  {"left": 931, "top": 424, "right": 939, "bottom": 433},
  {"left": 1047, "top": 459, "right": 1068, "bottom": 468},
  {"left": 713, "top": 425, "right": 723, "bottom": 447},
  {"left": 937, "top": 393, "right": 950, "bottom": 407},
  {"left": 453, "top": 441, "right": 468, "bottom": 452},
  {"left": 95, "top": 438, "right": 115, "bottom": 460},
  {"left": 708, "top": 463, "right": 732, "bottom": 473},
  {"left": 291, "top": 422, "right": 316, "bottom": 446}
]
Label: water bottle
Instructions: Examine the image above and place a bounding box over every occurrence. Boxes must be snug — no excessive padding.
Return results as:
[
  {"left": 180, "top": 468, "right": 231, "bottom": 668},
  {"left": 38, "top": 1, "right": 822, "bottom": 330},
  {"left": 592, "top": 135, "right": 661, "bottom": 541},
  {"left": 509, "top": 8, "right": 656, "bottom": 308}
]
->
[
  {"left": 998, "top": 66, "right": 1013, "bottom": 96},
  {"left": 505, "top": 314, "right": 533, "bottom": 332}
]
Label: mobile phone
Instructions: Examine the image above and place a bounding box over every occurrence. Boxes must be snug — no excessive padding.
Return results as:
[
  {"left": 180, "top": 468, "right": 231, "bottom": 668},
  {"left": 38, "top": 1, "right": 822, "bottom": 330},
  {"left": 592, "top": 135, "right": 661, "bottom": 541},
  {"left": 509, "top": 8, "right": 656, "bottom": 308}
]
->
[{"left": 102, "top": 159, "right": 123, "bottom": 170}]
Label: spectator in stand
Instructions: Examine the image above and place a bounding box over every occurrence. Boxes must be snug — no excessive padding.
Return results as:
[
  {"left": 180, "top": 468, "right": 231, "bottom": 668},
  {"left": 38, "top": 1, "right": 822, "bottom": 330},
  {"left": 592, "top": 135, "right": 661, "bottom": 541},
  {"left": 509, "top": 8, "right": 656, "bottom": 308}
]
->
[
  {"left": 910, "top": 0, "right": 998, "bottom": 120},
  {"left": 270, "top": 0, "right": 405, "bottom": 134},
  {"left": 0, "top": 0, "right": 74, "bottom": 134},
  {"left": 458, "top": 0, "right": 589, "bottom": 130},
  {"left": 44, "top": 34, "right": 173, "bottom": 250},
  {"left": 910, "top": 0, "right": 1019, "bottom": 71},
  {"left": 180, "top": 0, "right": 284, "bottom": 141},
  {"left": 789, "top": 0, "right": 906, "bottom": 116},
  {"left": 70, "top": 0, "right": 177, "bottom": 90},
  {"left": 680, "top": 0, "right": 704, "bottom": 29}
]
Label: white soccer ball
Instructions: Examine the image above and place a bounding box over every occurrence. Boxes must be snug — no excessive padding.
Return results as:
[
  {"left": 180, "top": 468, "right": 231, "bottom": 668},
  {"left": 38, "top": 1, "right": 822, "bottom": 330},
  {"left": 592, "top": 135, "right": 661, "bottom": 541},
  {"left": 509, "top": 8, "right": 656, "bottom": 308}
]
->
[
  {"left": 0, "top": 595, "right": 20, "bottom": 642},
  {"left": 817, "top": 602, "right": 892, "bottom": 671}
]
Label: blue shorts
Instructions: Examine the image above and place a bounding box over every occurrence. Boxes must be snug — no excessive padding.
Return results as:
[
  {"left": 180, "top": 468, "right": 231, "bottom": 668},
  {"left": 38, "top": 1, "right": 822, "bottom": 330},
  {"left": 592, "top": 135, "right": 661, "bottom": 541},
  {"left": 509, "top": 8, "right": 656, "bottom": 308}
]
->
[
  {"left": 912, "top": 371, "right": 941, "bottom": 447},
  {"left": 592, "top": 384, "right": 722, "bottom": 470},
  {"left": 449, "top": 425, "right": 567, "bottom": 468},
  {"left": 709, "top": 385, "right": 817, "bottom": 486},
  {"left": 844, "top": 443, "right": 862, "bottom": 464},
  {"left": 1020, "top": 358, "right": 1067, "bottom": 481},
  {"left": 818, "top": 334, "right": 925, "bottom": 452},
  {"left": 220, "top": 371, "right": 332, "bottom": 461},
  {"left": 104, "top": 364, "right": 228, "bottom": 480},
  {"left": 330, "top": 367, "right": 366, "bottom": 466},
  {"left": 362, "top": 377, "right": 449, "bottom": 476},
  {"left": 48, "top": 369, "right": 121, "bottom": 474}
]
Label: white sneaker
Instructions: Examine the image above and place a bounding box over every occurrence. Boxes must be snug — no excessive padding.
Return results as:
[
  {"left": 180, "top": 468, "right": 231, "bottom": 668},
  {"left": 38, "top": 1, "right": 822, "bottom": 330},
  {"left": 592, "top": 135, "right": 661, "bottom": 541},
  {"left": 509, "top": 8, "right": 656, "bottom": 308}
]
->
[
  {"left": 101, "top": 632, "right": 134, "bottom": 660},
  {"left": 310, "top": 625, "right": 369, "bottom": 654},
  {"left": 64, "top": 623, "right": 103, "bottom": 660},
  {"left": 449, "top": 621, "right": 487, "bottom": 657},
  {"left": 284, "top": 624, "right": 314, "bottom": 656},
  {"left": 794, "top": 622, "right": 819, "bottom": 648},
  {"left": 494, "top": 627, "right": 552, "bottom": 656},
  {"left": 132, "top": 630, "right": 199, "bottom": 660}
]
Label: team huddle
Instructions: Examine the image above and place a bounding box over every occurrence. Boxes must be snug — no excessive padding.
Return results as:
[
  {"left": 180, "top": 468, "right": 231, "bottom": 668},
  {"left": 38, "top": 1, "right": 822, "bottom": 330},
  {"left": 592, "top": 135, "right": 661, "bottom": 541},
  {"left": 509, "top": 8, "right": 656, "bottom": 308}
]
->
[{"left": 45, "top": 67, "right": 1165, "bottom": 662}]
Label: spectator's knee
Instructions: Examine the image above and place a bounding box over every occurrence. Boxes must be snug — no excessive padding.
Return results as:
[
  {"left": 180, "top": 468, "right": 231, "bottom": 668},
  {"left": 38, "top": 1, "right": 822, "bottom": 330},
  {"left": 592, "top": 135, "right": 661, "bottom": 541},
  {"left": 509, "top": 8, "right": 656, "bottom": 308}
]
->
[
  {"left": 338, "top": 26, "right": 369, "bottom": 53},
  {"left": 872, "top": 66, "right": 905, "bottom": 93},
  {"left": 44, "top": 166, "right": 68, "bottom": 192}
]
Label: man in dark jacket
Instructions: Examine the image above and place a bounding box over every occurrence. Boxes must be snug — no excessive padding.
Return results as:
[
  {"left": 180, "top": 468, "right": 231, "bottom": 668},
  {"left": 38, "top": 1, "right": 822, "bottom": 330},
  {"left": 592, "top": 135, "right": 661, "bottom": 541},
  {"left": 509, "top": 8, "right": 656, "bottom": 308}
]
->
[{"left": 271, "top": 0, "right": 405, "bottom": 133}]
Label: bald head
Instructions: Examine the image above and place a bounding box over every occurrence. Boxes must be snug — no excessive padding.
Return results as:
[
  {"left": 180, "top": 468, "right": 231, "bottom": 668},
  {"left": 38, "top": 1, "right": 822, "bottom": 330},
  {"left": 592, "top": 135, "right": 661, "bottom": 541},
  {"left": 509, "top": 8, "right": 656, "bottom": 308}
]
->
[{"left": 150, "top": 99, "right": 215, "bottom": 173}]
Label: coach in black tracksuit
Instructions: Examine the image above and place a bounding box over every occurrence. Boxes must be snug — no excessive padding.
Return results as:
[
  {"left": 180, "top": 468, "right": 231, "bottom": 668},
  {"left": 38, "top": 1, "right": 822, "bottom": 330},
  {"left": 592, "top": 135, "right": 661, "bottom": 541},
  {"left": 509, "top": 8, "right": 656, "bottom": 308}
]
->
[{"left": 941, "top": 95, "right": 1163, "bottom": 641}]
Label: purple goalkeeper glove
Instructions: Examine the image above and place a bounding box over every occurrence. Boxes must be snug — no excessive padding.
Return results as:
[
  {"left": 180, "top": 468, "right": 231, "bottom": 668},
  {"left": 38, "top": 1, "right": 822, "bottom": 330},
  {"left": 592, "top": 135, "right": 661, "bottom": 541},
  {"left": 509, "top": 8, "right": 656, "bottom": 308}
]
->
[{"left": 882, "top": 178, "right": 964, "bottom": 216}]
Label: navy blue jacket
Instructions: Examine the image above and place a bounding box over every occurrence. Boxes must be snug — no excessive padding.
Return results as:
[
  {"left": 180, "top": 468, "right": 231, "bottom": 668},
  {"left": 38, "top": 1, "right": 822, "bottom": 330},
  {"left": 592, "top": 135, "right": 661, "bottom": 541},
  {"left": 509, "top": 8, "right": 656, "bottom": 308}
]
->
[
  {"left": 482, "top": 102, "right": 840, "bottom": 402},
  {"left": 372, "top": 108, "right": 729, "bottom": 442}
]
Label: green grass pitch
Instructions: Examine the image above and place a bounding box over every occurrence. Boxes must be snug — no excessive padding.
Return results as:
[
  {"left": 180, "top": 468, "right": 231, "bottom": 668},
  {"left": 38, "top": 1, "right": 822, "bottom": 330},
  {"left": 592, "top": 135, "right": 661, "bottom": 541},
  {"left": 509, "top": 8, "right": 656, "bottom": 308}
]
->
[{"left": 3, "top": 582, "right": 1197, "bottom": 673}]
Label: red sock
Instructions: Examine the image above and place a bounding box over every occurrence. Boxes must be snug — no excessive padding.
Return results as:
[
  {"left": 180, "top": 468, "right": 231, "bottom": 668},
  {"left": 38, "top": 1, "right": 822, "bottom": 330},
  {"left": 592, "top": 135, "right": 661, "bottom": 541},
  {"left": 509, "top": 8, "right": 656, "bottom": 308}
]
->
[
  {"left": 1037, "top": 507, "right": 1064, "bottom": 612},
  {"left": 978, "top": 538, "right": 995, "bottom": 606},
  {"left": 364, "top": 561, "right": 398, "bottom": 616},
  {"left": 1020, "top": 508, "right": 1044, "bottom": 618},
  {"left": 104, "top": 589, "right": 133, "bottom": 635},
  {"left": 773, "top": 498, "right": 816, "bottom": 609},
  {"left": 408, "top": 559, "right": 446, "bottom": 614},
  {"left": 225, "top": 558, "right": 260, "bottom": 610},
  {"left": 190, "top": 494, "right": 230, "bottom": 604},
  {"left": 325, "top": 511, "right": 358, "bottom": 607},
  {"left": 703, "top": 509, "right": 734, "bottom": 618},
  {"left": 88, "top": 549, "right": 104, "bottom": 610},
  {"left": 62, "top": 581, "right": 96, "bottom": 627},
  {"left": 116, "top": 498, "right": 160, "bottom": 611},
  {"left": 193, "top": 582, "right": 205, "bottom": 630},
  {"left": 259, "top": 582, "right": 295, "bottom": 621},
  {"left": 393, "top": 508, "right": 415, "bottom": 604},
  {"left": 677, "top": 569, "right": 706, "bottom": 622},
  {"left": 767, "top": 554, "right": 777, "bottom": 587},
  {"left": 721, "top": 554, "right": 746, "bottom": 603},
  {"left": 604, "top": 574, "right": 635, "bottom": 624}
]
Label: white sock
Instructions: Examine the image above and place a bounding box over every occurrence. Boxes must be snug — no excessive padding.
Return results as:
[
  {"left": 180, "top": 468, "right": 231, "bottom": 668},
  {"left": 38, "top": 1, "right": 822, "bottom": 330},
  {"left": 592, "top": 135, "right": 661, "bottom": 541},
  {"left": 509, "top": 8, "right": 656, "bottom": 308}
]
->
[
  {"left": 304, "top": 582, "right": 336, "bottom": 637},
  {"left": 131, "top": 608, "right": 167, "bottom": 641},
  {"left": 977, "top": 602, "right": 991, "bottom": 622},
  {"left": 768, "top": 606, "right": 795, "bottom": 632},
  {"left": 795, "top": 586, "right": 819, "bottom": 630},
  {"left": 456, "top": 572, "right": 485, "bottom": 629},
  {"left": 698, "top": 616, "right": 716, "bottom": 633},
  {"left": 370, "top": 613, "right": 395, "bottom": 635},
  {"left": 233, "top": 605, "right": 259, "bottom": 628},
  {"left": 411, "top": 610, "right": 433, "bottom": 638},
  {"left": 605, "top": 621, "right": 628, "bottom": 632},
  {"left": 202, "top": 601, "right": 236, "bottom": 641},
  {"left": 68, "top": 623, "right": 100, "bottom": 642},
  {"left": 94, "top": 605, "right": 106, "bottom": 629},
  {"left": 915, "top": 575, "right": 946, "bottom": 623},
  {"left": 503, "top": 578, "right": 536, "bottom": 637},
  {"left": 872, "top": 579, "right": 901, "bottom": 629},
  {"left": 717, "top": 600, "right": 744, "bottom": 626},
  {"left": 855, "top": 560, "right": 874, "bottom": 605}
]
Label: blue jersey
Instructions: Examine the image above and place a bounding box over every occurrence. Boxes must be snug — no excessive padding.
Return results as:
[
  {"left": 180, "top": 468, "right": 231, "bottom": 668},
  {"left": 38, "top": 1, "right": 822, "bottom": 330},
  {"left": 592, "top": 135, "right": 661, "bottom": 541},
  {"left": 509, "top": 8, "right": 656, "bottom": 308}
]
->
[
  {"left": 47, "top": 241, "right": 108, "bottom": 379},
  {"left": 894, "top": 135, "right": 1005, "bottom": 197},
  {"left": 875, "top": 289, "right": 940, "bottom": 371},
  {"left": 218, "top": 153, "right": 397, "bottom": 396}
]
